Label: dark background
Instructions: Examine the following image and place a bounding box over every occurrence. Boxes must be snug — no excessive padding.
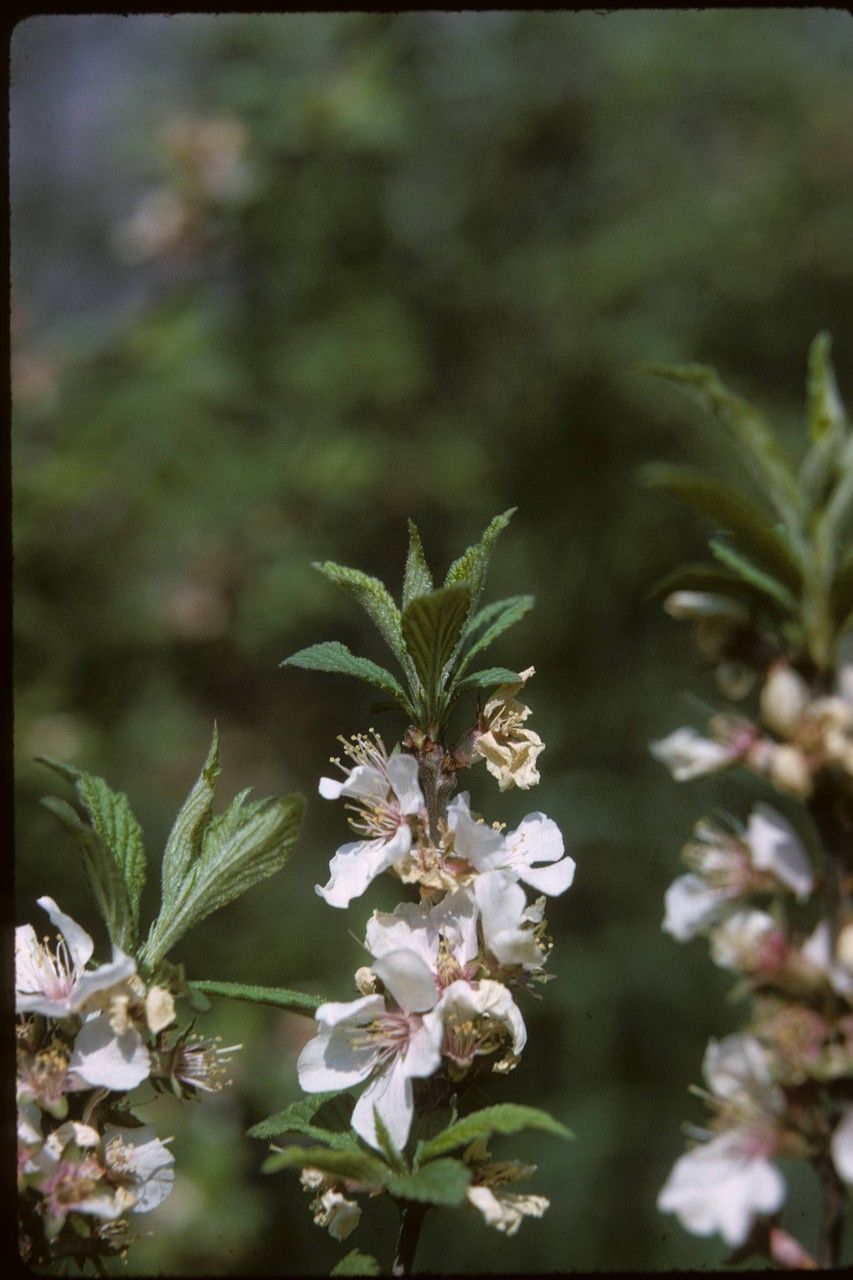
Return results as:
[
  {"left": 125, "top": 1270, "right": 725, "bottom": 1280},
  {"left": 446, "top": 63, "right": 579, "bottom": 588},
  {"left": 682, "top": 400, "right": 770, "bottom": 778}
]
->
[{"left": 12, "top": 11, "right": 853, "bottom": 1273}]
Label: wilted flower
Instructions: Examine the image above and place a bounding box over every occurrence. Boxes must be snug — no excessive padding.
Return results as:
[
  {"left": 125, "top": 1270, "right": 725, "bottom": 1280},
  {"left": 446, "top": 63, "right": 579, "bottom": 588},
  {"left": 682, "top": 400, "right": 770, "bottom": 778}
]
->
[{"left": 472, "top": 668, "right": 544, "bottom": 791}]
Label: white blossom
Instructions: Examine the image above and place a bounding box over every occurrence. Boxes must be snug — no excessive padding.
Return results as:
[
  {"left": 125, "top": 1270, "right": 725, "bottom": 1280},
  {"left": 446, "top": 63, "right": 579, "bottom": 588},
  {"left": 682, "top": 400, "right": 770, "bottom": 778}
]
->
[
  {"left": 474, "top": 870, "right": 546, "bottom": 970},
  {"left": 650, "top": 727, "right": 738, "bottom": 781},
  {"left": 450, "top": 794, "right": 574, "bottom": 897},
  {"left": 69, "top": 1011, "right": 152, "bottom": 1091},
  {"left": 316, "top": 739, "right": 424, "bottom": 908},
  {"left": 16, "top": 897, "right": 136, "bottom": 1018},
  {"left": 101, "top": 1124, "right": 175, "bottom": 1214},
  {"left": 467, "top": 1184, "right": 549, "bottom": 1236},
  {"left": 744, "top": 805, "right": 813, "bottom": 901}
]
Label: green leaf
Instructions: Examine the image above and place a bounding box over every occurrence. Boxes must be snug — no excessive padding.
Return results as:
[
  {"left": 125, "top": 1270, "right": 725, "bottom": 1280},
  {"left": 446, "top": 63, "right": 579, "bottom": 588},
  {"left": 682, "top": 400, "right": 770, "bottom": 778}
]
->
[
  {"left": 401, "top": 585, "right": 471, "bottom": 708},
  {"left": 709, "top": 539, "right": 798, "bottom": 613},
  {"left": 807, "top": 331, "right": 845, "bottom": 442},
  {"left": 385, "top": 1158, "right": 471, "bottom": 1206},
  {"left": 456, "top": 595, "right": 535, "bottom": 679},
  {"left": 142, "top": 792, "right": 304, "bottom": 971},
  {"left": 159, "top": 727, "right": 220, "bottom": 916},
  {"left": 452, "top": 667, "right": 520, "bottom": 697},
  {"left": 38, "top": 760, "right": 147, "bottom": 943},
  {"left": 646, "top": 364, "right": 803, "bottom": 540},
  {"left": 641, "top": 464, "right": 801, "bottom": 588},
  {"left": 444, "top": 508, "right": 517, "bottom": 618},
  {"left": 247, "top": 1090, "right": 353, "bottom": 1141},
  {"left": 261, "top": 1144, "right": 389, "bottom": 1186},
  {"left": 313, "top": 561, "right": 413, "bottom": 677},
  {"left": 282, "top": 641, "right": 414, "bottom": 715},
  {"left": 190, "top": 980, "right": 321, "bottom": 1015},
  {"left": 419, "top": 1103, "right": 573, "bottom": 1161},
  {"left": 331, "top": 1250, "right": 381, "bottom": 1277},
  {"left": 831, "top": 548, "right": 853, "bottom": 625},
  {"left": 372, "top": 1107, "right": 408, "bottom": 1174},
  {"left": 646, "top": 562, "right": 781, "bottom": 609},
  {"left": 402, "top": 519, "right": 434, "bottom": 609},
  {"left": 256, "top": 1120, "right": 360, "bottom": 1152},
  {"left": 39, "top": 796, "right": 134, "bottom": 952}
]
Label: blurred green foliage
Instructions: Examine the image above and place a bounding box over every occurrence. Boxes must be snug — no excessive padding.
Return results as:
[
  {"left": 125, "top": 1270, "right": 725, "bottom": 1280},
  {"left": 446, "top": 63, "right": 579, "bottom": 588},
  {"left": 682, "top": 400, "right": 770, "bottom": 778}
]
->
[{"left": 12, "top": 10, "right": 853, "bottom": 1273}]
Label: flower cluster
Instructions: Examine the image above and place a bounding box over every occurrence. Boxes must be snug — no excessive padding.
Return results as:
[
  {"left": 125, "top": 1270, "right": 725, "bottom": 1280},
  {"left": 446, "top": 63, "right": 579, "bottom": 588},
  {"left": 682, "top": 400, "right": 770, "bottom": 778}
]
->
[
  {"left": 16, "top": 897, "right": 237, "bottom": 1267},
  {"left": 296, "top": 674, "right": 574, "bottom": 1243}
]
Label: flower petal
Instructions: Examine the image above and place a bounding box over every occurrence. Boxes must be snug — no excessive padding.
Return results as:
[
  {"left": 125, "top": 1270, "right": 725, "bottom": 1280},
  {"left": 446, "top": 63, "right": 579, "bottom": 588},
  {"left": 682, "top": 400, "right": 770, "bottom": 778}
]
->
[
  {"left": 103, "top": 1125, "right": 175, "bottom": 1213},
  {"left": 69, "top": 1014, "right": 151, "bottom": 1090},
  {"left": 386, "top": 752, "right": 424, "bottom": 815},
  {"left": 371, "top": 949, "right": 437, "bottom": 1014},
  {"left": 316, "top": 827, "right": 412, "bottom": 909},
  {"left": 37, "top": 896, "right": 94, "bottom": 969},
  {"left": 746, "top": 805, "right": 813, "bottom": 901},
  {"left": 351, "top": 1057, "right": 413, "bottom": 1152},
  {"left": 663, "top": 875, "right": 728, "bottom": 941}
]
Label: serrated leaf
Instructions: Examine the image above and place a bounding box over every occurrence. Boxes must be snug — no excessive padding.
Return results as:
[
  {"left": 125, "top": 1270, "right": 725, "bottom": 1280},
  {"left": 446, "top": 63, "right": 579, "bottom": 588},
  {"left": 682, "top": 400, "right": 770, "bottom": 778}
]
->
[
  {"left": 282, "top": 641, "right": 413, "bottom": 715},
  {"left": 191, "top": 980, "right": 321, "bottom": 1016},
  {"left": 419, "top": 1104, "right": 573, "bottom": 1162},
  {"left": 314, "top": 561, "right": 413, "bottom": 679},
  {"left": 38, "top": 760, "right": 147, "bottom": 943},
  {"left": 385, "top": 1158, "right": 471, "bottom": 1206},
  {"left": 647, "top": 364, "right": 803, "bottom": 541},
  {"left": 452, "top": 667, "right": 520, "bottom": 698},
  {"left": 74, "top": 774, "right": 146, "bottom": 941},
  {"left": 402, "top": 519, "right": 434, "bottom": 609},
  {"left": 402, "top": 585, "right": 471, "bottom": 708},
  {"left": 159, "top": 727, "right": 220, "bottom": 914},
  {"left": 641, "top": 464, "right": 801, "bottom": 588},
  {"left": 249, "top": 1092, "right": 348, "bottom": 1138},
  {"left": 141, "top": 793, "right": 304, "bottom": 971},
  {"left": 455, "top": 594, "right": 534, "bottom": 681},
  {"left": 444, "top": 509, "right": 516, "bottom": 619},
  {"left": 261, "top": 1144, "right": 389, "bottom": 1186},
  {"left": 709, "top": 540, "right": 798, "bottom": 613},
  {"left": 40, "top": 796, "right": 134, "bottom": 952},
  {"left": 331, "top": 1250, "right": 380, "bottom": 1277},
  {"left": 254, "top": 1119, "right": 360, "bottom": 1151}
]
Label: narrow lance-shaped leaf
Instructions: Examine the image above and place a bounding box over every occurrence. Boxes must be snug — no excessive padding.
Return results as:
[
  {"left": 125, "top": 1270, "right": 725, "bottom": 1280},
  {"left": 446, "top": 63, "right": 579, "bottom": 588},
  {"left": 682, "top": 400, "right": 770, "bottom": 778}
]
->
[
  {"left": 801, "top": 332, "right": 848, "bottom": 513},
  {"left": 709, "top": 539, "right": 798, "bottom": 614},
  {"left": 142, "top": 792, "right": 304, "bottom": 971},
  {"left": 401, "top": 585, "right": 471, "bottom": 712},
  {"left": 646, "top": 364, "right": 803, "bottom": 545},
  {"left": 261, "top": 1144, "right": 389, "bottom": 1187},
  {"left": 418, "top": 1103, "right": 573, "bottom": 1162},
  {"left": 38, "top": 759, "right": 147, "bottom": 943},
  {"left": 160, "top": 727, "right": 220, "bottom": 912},
  {"left": 313, "top": 561, "right": 416, "bottom": 684},
  {"left": 451, "top": 667, "right": 520, "bottom": 697},
  {"left": 455, "top": 594, "right": 535, "bottom": 678},
  {"left": 281, "top": 641, "right": 415, "bottom": 717},
  {"left": 190, "top": 980, "right": 322, "bottom": 1016},
  {"left": 402, "top": 519, "right": 434, "bottom": 609},
  {"left": 646, "top": 562, "right": 783, "bottom": 612},
  {"left": 40, "top": 796, "right": 134, "bottom": 953},
  {"left": 641, "top": 464, "right": 801, "bottom": 588},
  {"left": 444, "top": 508, "right": 517, "bottom": 621}
]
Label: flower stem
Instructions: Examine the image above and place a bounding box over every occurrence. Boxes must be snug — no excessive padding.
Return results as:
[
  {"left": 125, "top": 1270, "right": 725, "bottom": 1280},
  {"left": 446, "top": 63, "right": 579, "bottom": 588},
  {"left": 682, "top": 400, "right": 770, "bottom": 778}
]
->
[
  {"left": 391, "top": 1202, "right": 428, "bottom": 1277},
  {"left": 814, "top": 1152, "right": 846, "bottom": 1268}
]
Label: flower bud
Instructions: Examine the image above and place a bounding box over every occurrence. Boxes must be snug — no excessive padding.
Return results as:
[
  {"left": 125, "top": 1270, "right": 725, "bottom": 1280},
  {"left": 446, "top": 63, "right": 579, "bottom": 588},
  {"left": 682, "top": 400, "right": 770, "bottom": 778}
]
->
[
  {"left": 145, "top": 987, "right": 176, "bottom": 1034},
  {"left": 354, "top": 967, "right": 377, "bottom": 995},
  {"left": 767, "top": 745, "right": 813, "bottom": 798},
  {"left": 760, "top": 663, "right": 810, "bottom": 737}
]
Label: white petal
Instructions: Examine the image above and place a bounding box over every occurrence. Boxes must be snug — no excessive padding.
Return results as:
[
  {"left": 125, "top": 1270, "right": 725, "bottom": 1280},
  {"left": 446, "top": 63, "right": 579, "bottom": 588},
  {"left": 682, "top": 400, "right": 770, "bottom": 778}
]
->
[
  {"left": 297, "top": 1028, "right": 377, "bottom": 1093},
  {"left": 746, "top": 805, "right": 813, "bottom": 901},
  {"left": 319, "top": 764, "right": 388, "bottom": 803},
  {"left": 650, "top": 728, "right": 733, "bottom": 781},
  {"left": 703, "top": 1035, "right": 781, "bottom": 1112},
  {"left": 103, "top": 1125, "right": 175, "bottom": 1213},
  {"left": 71, "top": 949, "right": 138, "bottom": 1009},
  {"left": 448, "top": 794, "right": 506, "bottom": 869},
  {"left": 438, "top": 978, "right": 527, "bottom": 1056},
  {"left": 351, "top": 1057, "right": 413, "bottom": 1152},
  {"left": 521, "top": 856, "right": 576, "bottom": 897},
  {"left": 37, "top": 896, "right": 94, "bottom": 969},
  {"left": 386, "top": 752, "right": 424, "bottom": 815},
  {"left": 402, "top": 1017, "right": 443, "bottom": 1079},
  {"left": 371, "top": 949, "right": 437, "bottom": 1014},
  {"left": 658, "top": 1132, "right": 786, "bottom": 1247},
  {"left": 69, "top": 1015, "right": 151, "bottom": 1090},
  {"left": 365, "top": 903, "right": 438, "bottom": 970},
  {"left": 831, "top": 1107, "right": 853, "bottom": 1184},
  {"left": 430, "top": 888, "right": 479, "bottom": 967},
  {"left": 663, "top": 875, "right": 728, "bottom": 941},
  {"left": 316, "top": 994, "right": 386, "bottom": 1031},
  {"left": 475, "top": 871, "right": 544, "bottom": 970},
  {"left": 316, "top": 827, "right": 412, "bottom": 909}
]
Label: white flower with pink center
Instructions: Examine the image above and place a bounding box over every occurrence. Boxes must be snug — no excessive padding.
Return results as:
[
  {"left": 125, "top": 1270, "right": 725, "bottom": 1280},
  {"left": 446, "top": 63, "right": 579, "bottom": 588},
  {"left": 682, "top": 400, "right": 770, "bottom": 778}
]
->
[
  {"left": 297, "top": 949, "right": 443, "bottom": 1152},
  {"left": 316, "top": 735, "right": 425, "bottom": 908},
  {"left": 709, "top": 909, "right": 788, "bottom": 976},
  {"left": 658, "top": 1034, "right": 785, "bottom": 1247},
  {"left": 448, "top": 795, "right": 574, "bottom": 897},
  {"left": 16, "top": 897, "right": 137, "bottom": 1018}
]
